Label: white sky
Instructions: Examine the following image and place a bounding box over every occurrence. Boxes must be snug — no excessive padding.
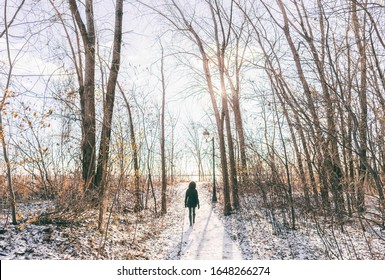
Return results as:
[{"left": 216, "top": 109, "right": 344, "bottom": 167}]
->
[{"left": 0, "top": 0, "right": 221, "bottom": 175}]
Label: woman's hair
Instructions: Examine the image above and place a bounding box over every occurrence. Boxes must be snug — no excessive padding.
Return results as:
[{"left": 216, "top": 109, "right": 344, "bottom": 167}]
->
[{"left": 188, "top": 181, "right": 196, "bottom": 189}]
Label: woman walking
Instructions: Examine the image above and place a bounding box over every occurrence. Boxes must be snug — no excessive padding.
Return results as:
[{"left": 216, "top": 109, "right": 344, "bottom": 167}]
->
[{"left": 185, "top": 181, "right": 200, "bottom": 226}]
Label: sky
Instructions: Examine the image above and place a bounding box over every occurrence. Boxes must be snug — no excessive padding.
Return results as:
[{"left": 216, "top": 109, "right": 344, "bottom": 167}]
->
[{"left": 0, "top": 0, "right": 223, "bottom": 176}]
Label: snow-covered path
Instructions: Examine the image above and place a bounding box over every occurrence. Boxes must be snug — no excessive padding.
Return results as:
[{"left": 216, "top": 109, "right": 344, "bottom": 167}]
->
[
  {"left": 2, "top": 181, "right": 385, "bottom": 260},
  {"left": 178, "top": 183, "right": 243, "bottom": 260}
]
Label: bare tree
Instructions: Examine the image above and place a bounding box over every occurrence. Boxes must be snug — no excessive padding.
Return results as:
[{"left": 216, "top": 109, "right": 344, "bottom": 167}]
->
[
  {"left": 118, "top": 83, "right": 143, "bottom": 212},
  {"left": 160, "top": 42, "right": 168, "bottom": 215},
  {"left": 0, "top": 0, "right": 20, "bottom": 225},
  {"left": 351, "top": 0, "right": 368, "bottom": 212},
  {"left": 209, "top": 0, "right": 240, "bottom": 210},
  {"left": 68, "top": 0, "right": 97, "bottom": 194},
  {"left": 96, "top": 0, "right": 124, "bottom": 231},
  {"left": 138, "top": 0, "right": 234, "bottom": 215}
]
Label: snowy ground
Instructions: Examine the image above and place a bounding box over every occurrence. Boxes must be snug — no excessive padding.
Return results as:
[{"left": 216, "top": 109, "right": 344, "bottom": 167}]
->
[
  {"left": 0, "top": 183, "right": 190, "bottom": 260},
  {"left": 1, "top": 182, "right": 385, "bottom": 260},
  {"left": 219, "top": 196, "right": 385, "bottom": 260}
]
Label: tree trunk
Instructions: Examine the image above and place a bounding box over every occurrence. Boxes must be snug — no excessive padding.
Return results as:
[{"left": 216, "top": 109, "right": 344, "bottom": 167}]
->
[
  {"left": 296, "top": 0, "right": 345, "bottom": 219},
  {"left": 209, "top": 0, "right": 239, "bottom": 210},
  {"left": 68, "top": 0, "right": 96, "bottom": 195},
  {"left": 2, "top": 0, "right": 19, "bottom": 225},
  {"left": 119, "top": 84, "right": 142, "bottom": 212},
  {"left": 160, "top": 43, "right": 167, "bottom": 216},
  {"left": 95, "top": 0, "right": 124, "bottom": 231},
  {"left": 277, "top": 0, "right": 330, "bottom": 211},
  {"left": 223, "top": 12, "right": 248, "bottom": 191},
  {"left": 352, "top": 0, "right": 368, "bottom": 212}
]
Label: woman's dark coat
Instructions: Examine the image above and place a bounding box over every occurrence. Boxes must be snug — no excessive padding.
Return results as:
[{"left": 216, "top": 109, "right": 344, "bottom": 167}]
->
[{"left": 185, "top": 185, "right": 199, "bottom": 208}]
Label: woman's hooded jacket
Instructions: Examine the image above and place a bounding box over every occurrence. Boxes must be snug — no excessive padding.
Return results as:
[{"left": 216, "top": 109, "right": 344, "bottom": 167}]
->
[{"left": 185, "top": 182, "right": 199, "bottom": 208}]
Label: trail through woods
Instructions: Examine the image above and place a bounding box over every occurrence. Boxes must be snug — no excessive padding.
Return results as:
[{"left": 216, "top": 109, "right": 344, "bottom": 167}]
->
[
  {"left": 167, "top": 183, "right": 385, "bottom": 260},
  {"left": 176, "top": 183, "right": 243, "bottom": 260},
  {"left": 1, "top": 182, "right": 385, "bottom": 260}
]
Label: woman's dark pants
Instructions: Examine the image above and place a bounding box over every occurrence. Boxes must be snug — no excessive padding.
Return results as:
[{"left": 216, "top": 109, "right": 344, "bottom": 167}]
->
[{"left": 188, "top": 207, "right": 196, "bottom": 226}]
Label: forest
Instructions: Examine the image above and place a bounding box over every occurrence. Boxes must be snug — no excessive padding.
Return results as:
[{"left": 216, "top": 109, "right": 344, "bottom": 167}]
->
[{"left": 1, "top": 0, "right": 385, "bottom": 260}]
